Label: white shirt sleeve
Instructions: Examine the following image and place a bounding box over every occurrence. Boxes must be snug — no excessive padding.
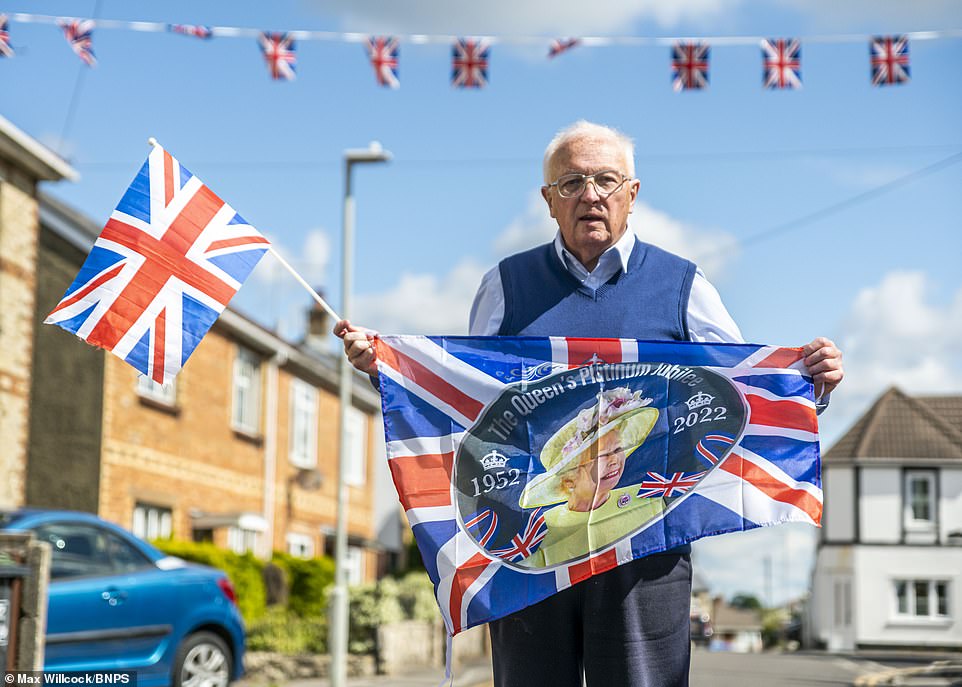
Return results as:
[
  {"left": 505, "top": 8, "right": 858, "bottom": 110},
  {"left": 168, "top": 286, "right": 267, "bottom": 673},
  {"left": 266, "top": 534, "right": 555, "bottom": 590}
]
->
[
  {"left": 469, "top": 266, "right": 505, "bottom": 336},
  {"left": 686, "top": 268, "right": 744, "bottom": 344}
]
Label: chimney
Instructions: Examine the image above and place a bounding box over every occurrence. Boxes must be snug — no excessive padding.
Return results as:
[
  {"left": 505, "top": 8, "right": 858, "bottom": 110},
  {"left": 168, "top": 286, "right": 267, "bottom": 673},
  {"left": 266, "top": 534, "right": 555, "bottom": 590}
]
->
[{"left": 304, "top": 290, "right": 331, "bottom": 351}]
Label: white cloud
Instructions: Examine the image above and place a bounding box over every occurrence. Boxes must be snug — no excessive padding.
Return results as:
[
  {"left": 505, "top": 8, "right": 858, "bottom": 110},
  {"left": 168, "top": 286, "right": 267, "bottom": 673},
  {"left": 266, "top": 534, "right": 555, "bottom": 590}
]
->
[
  {"left": 354, "top": 193, "right": 737, "bottom": 334},
  {"left": 354, "top": 259, "right": 488, "bottom": 335},
  {"left": 818, "top": 270, "right": 962, "bottom": 445},
  {"left": 306, "top": 0, "right": 742, "bottom": 34},
  {"left": 773, "top": 0, "right": 962, "bottom": 29},
  {"left": 692, "top": 524, "right": 817, "bottom": 605}
]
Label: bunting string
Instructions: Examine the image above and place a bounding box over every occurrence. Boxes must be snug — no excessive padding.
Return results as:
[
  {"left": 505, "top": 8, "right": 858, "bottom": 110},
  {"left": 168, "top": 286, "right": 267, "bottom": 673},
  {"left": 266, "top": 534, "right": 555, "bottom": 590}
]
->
[
  {"left": 2, "top": 12, "right": 960, "bottom": 89},
  {"left": 5, "top": 13, "right": 962, "bottom": 45}
]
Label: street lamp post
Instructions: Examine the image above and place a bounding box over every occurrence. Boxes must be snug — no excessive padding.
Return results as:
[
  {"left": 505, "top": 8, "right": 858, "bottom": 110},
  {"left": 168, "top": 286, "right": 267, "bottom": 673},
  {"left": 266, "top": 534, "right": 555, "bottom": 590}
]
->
[{"left": 329, "top": 141, "right": 391, "bottom": 687}]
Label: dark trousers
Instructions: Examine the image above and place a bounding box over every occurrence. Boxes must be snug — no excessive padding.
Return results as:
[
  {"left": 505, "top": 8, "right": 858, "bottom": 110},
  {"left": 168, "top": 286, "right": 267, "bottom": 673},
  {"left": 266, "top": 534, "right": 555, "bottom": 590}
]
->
[{"left": 488, "top": 554, "right": 692, "bottom": 687}]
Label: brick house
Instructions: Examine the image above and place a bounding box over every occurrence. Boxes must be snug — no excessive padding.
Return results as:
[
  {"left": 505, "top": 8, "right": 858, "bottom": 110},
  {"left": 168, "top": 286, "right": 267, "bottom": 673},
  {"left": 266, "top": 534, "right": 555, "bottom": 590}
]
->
[
  {"left": 0, "top": 116, "right": 395, "bottom": 584},
  {"left": 0, "top": 115, "right": 76, "bottom": 510},
  {"left": 28, "top": 191, "right": 388, "bottom": 583}
]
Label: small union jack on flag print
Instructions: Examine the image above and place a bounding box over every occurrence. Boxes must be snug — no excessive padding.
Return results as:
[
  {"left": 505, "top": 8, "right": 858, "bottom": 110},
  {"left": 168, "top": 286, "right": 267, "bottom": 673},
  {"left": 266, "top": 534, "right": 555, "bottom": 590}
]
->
[
  {"left": 871, "top": 35, "right": 909, "bottom": 86},
  {"left": 45, "top": 144, "right": 270, "bottom": 385},
  {"left": 548, "top": 38, "right": 579, "bottom": 59},
  {"left": 259, "top": 32, "right": 296, "bottom": 80},
  {"left": 169, "top": 24, "right": 213, "bottom": 40},
  {"left": 59, "top": 19, "right": 96, "bottom": 66}
]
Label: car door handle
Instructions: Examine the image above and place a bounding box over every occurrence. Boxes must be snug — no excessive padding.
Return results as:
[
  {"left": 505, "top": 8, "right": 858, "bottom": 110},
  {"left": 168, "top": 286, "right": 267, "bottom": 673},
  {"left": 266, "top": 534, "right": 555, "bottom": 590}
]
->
[{"left": 101, "top": 588, "right": 128, "bottom": 606}]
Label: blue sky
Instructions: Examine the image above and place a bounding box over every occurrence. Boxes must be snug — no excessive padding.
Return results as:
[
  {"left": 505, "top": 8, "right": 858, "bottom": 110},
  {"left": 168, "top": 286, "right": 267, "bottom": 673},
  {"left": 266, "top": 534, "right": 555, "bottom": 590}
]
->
[{"left": 4, "top": 0, "right": 961, "bottom": 606}]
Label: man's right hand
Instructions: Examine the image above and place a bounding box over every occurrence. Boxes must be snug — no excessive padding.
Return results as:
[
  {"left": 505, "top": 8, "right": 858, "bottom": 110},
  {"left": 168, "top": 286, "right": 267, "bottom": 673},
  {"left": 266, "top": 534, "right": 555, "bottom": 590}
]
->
[{"left": 334, "top": 319, "right": 377, "bottom": 374}]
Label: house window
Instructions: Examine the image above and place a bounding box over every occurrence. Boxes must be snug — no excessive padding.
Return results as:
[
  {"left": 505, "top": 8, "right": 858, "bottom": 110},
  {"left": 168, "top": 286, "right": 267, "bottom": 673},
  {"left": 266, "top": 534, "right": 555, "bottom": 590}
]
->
[
  {"left": 227, "top": 526, "right": 259, "bottom": 555},
  {"left": 132, "top": 503, "right": 172, "bottom": 540},
  {"left": 232, "top": 346, "right": 262, "bottom": 434},
  {"left": 344, "top": 545, "right": 364, "bottom": 586},
  {"left": 894, "top": 579, "right": 950, "bottom": 619},
  {"left": 344, "top": 407, "right": 367, "bottom": 487},
  {"left": 286, "top": 533, "right": 314, "bottom": 559},
  {"left": 903, "top": 470, "right": 937, "bottom": 543},
  {"left": 289, "top": 380, "right": 318, "bottom": 468},
  {"left": 137, "top": 376, "right": 177, "bottom": 406}
]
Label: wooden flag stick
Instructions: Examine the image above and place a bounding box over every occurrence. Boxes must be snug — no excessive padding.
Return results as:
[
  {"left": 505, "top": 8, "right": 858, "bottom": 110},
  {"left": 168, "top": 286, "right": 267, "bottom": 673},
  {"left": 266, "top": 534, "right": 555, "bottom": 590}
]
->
[{"left": 268, "top": 247, "right": 342, "bottom": 323}]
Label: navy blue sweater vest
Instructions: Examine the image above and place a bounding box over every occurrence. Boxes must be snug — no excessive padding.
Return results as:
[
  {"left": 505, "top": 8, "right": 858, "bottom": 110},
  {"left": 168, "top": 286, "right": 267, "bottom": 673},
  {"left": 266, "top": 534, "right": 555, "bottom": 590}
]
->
[
  {"left": 496, "top": 237, "right": 696, "bottom": 557},
  {"left": 497, "top": 238, "right": 696, "bottom": 340}
]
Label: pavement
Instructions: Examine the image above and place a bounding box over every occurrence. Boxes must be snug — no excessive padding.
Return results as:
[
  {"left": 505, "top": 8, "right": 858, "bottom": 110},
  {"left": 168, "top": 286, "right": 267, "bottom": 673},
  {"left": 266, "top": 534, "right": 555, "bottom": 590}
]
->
[
  {"left": 237, "top": 652, "right": 962, "bottom": 687},
  {"left": 236, "top": 658, "right": 494, "bottom": 687}
]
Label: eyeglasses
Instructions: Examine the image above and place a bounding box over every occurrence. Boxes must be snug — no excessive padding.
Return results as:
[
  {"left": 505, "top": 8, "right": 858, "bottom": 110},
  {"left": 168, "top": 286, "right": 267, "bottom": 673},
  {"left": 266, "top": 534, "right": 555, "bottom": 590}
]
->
[{"left": 546, "top": 170, "right": 631, "bottom": 199}]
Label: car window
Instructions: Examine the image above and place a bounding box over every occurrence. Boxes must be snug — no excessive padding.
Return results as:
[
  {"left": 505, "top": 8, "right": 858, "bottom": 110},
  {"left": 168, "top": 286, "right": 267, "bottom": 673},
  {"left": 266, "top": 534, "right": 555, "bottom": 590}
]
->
[{"left": 34, "top": 523, "right": 151, "bottom": 579}]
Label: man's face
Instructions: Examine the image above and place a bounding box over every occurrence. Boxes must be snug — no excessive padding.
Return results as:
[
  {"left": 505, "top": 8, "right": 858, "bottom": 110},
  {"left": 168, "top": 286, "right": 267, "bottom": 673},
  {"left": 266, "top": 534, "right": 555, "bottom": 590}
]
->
[{"left": 541, "top": 136, "right": 640, "bottom": 271}]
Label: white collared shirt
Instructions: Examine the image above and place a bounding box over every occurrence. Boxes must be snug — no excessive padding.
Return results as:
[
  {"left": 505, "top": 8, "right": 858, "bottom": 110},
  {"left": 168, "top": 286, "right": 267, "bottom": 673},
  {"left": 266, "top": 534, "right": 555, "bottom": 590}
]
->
[{"left": 468, "top": 230, "right": 744, "bottom": 344}]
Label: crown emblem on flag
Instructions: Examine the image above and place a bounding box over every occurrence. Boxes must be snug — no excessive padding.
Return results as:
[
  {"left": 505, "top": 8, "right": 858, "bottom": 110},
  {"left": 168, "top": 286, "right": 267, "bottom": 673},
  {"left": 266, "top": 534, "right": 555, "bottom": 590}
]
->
[
  {"left": 480, "top": 450, "right": 508, "bottom": 471},
  {"left": 685, "top": 391, "right": 714, "bottom": 410}
]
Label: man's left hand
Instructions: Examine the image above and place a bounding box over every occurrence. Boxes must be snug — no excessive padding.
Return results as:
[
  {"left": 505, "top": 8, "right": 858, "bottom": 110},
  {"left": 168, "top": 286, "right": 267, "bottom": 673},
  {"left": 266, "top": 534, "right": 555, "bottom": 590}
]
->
[{"left": 802, "top": 337, "right": 844, "bottom": 400}]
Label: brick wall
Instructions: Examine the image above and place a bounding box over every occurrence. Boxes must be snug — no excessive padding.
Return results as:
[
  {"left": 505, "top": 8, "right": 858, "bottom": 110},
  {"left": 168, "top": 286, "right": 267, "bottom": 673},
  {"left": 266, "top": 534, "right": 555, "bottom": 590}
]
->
[{"left": 0, "top": 162, "right": 38, "bottom": 508}]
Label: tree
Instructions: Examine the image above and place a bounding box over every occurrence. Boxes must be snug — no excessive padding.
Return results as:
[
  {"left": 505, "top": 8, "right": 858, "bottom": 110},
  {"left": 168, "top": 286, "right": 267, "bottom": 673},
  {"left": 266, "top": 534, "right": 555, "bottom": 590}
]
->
[{"left": 729, "top": 593, "right": 763, "bottom": 611}]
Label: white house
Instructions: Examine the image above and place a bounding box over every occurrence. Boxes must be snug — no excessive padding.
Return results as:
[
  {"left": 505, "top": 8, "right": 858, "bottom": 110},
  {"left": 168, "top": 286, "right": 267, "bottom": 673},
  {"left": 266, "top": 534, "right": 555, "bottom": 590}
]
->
[{"left": 808, "top": 388, "right": 962, "bottom": 650}]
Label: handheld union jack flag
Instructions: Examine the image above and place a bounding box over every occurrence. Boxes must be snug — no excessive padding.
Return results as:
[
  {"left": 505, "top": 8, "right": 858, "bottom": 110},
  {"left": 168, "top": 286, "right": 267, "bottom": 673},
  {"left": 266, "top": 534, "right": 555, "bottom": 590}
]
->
[
  {"left": 45, "top": 144, "right": 269, "bottom": 385},
  {"left": 366, "top": 36, "right": 399, "bottom": 89},
  {"left": 375, "top": 335, "right": 822, "bottom": 634},
  {"left": 259, "top": 32, "right": 296, "bottom": 81},
  {"left": 871, "top": 35, "right": 909, "bottom": 86},
  {"left": 548, "top": 38, "right": 579, "bottom": 59},
  {"left": 452, "top": 38, "right": 489, "bottom": 88},
  {"left": 672, "top": 41, "right": 709, "bottom": 91},
  {"left": 0, "top": 15, "right": 13, "bottom": 58},
  {"left": 762, "top": 38, "right": 801, "bottom": 90},
  {"left": 59, "top": 19, "right": 95, "bottom": 66},
  {"left": 169, "top": 24, "right": 213, "bottom": 40}
]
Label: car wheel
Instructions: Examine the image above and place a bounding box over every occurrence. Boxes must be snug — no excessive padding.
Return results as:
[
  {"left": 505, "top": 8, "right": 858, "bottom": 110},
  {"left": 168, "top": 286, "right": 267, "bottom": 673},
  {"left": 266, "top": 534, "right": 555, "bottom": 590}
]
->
[{"left": 173, "top": 631, "right": 232, "bottom": 687}]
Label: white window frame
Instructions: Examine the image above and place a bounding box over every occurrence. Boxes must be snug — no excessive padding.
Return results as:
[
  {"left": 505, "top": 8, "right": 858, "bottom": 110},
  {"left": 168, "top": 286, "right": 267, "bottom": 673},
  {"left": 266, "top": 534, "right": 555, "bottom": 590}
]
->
[
  {"left": 344, "top": 545, "right": 364, "bottom": 586},
  {"left": 137, "top": 375, "right": 177, "bottom": 407},
  {"left": 232, "top": 346, "right": 262, "bottom": 434},
  {"left": 344, "top": 406, "right": 367, "bottom": 487},
  {"left": 286, "top": 532, "right": 315, "bottom": 559},
  {"left": 893, "top": 578, "right": 950, "bottom": 621},
  {"left": 289, "top": 379, "right": 318, "bottom": 469},
  {"left": 227, "top": 526, "right": 259, "bottom": 555},
  {"left": 132, "top": 503, "right": 172, "bottom": 540},
  {"left": 903, "top": 470, "right": 936, "bottom": 533}
]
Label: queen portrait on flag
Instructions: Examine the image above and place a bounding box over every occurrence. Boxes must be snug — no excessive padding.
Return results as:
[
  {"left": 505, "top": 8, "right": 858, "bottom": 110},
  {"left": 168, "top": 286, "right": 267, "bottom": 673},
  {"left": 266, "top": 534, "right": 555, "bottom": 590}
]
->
[{"left": 517, "top": 387, "right": 662, "bottom": 567}]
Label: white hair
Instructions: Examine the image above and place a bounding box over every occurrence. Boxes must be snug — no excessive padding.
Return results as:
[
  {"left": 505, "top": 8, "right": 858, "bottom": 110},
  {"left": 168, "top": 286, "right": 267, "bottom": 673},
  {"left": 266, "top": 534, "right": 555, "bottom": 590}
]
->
[{"left": 542, "top": 120, "right": 635, "bottom": 184}]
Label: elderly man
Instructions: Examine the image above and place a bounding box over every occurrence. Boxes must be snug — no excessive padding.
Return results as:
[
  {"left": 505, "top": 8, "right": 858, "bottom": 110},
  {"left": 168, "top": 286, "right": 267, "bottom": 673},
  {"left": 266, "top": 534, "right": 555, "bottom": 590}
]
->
[{"left": 336, "top": 120, "right": 844, "bottom": 687}]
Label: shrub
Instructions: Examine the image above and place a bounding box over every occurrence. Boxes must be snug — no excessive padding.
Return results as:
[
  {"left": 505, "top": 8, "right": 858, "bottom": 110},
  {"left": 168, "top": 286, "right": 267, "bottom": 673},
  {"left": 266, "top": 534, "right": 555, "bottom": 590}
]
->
[
  {"left": 271, "top": 552, "right": 335, "bottom": 618},
  {"left": 152, "top": 539, "right": 266, "bottom": 622},
  {"left": 247, "top": 606, "right": 327, "bottom": 654}
]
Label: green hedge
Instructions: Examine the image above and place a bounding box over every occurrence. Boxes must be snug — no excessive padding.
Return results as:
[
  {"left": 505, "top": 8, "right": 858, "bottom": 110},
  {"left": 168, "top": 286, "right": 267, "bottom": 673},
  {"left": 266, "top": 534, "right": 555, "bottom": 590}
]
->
[{"left": 152, "top": 539, "right": 439, "bottom": 655}]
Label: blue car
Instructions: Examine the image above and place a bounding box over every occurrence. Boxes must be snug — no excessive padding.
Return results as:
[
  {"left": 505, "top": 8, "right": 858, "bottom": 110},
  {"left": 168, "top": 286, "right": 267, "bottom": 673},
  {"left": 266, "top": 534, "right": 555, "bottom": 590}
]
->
[{"left": 1, "top": 510, "right": 245, "bottom": 687}]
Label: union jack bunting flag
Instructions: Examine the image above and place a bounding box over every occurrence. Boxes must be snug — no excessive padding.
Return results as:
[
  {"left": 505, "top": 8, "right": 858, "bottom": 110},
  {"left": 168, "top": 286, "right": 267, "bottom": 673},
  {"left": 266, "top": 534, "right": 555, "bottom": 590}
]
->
[
  {"left": 871, "top": 35, "right": 910, "bottom": 86},
  {"left": 0, "top": 15, "right": 13, "bottom": 57},
  {"left": 672, "top": 41, "right": 709, "bottom": 91},
  {"left": 375, "top": 335, "right": 822, "bottom": 634},
  {"left": 452, "top": 38, "right": 489, "bottom": 88},
  {"left": 59, "top": 19, "right": 96, "bottom": 66},
  {"left": 762, "top": 38, "right": 801, "bottom": 90},
  {"left": 169, "top": 24, "right": 213, "bottom": 39},
  {"left": 548, "top": 38, "right": 579, "bottom": 59},
  {"left": 259, "top": 32, "right": 296, "bottom": 81},
  {"left": 45, "top": 145, "right": 270, "bottom": 385},
  {"left": 366, "top": 36, "right": 399, "bottom": 89}
]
